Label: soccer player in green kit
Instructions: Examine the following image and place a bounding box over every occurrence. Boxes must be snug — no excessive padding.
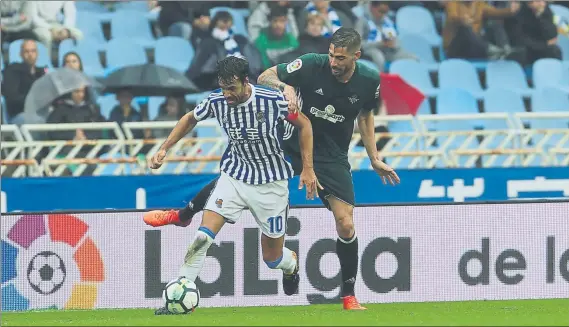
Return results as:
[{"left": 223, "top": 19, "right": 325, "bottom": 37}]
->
[{"left": 143, "top": 28, "right": 400, "bottom": 310}]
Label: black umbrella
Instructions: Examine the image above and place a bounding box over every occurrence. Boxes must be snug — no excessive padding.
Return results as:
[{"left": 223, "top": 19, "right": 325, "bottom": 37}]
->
[{"left": 103, "top": 64, "right": 200, "bottom": 96}]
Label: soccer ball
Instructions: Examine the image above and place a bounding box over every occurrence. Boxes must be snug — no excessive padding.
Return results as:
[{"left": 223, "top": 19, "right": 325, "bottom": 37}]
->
[
  {"left": 27, "top": 251, "right": 67, "bottom": 295},
  {"left": 163, "top": 277, "right": 200, "bottom": 314}
]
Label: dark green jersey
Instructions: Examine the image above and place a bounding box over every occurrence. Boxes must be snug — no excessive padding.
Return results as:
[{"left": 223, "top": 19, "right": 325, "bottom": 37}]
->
[{"left": 276, "top": 53, "right": 380, "bottom": 162}]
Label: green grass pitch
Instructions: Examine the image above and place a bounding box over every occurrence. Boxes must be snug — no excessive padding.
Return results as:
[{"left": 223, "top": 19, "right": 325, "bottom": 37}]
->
[{"left": 2, "top": 299, "right": 568, "bottom": 326}]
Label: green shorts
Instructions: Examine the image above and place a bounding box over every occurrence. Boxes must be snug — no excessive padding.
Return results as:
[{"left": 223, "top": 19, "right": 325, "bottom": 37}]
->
[{"left": 284, "top": 148, "right": 355, "bottom": 211}]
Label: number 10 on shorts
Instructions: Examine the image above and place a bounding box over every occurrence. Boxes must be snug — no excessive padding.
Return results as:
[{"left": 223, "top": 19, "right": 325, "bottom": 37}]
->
[{"left": 267, "top": 216, "right": 283, "bottom": 234}]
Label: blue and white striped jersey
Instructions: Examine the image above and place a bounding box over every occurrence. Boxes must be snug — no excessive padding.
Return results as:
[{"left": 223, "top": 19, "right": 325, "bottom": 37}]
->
[{"left": 194, "top": 84, "right": 295, "bottom": 185}]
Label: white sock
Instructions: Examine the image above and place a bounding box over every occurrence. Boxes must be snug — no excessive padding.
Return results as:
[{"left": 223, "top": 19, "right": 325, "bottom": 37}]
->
[
  {"left": 179, "top": 227, "right": 215, "bottom": 281},
  {"left": 265, "top": 247, "right": 297, "bottom": 275}
]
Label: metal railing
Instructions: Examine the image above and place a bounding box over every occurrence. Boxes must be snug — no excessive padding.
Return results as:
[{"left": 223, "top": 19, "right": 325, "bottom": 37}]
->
[{"left": 1, "top": 112, "right": 568, "bottom": 177}]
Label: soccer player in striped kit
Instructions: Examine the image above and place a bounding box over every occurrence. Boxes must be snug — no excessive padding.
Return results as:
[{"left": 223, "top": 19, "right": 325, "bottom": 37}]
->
[{"left": 146, "top": 56, "right": 319, "bottom": 315}]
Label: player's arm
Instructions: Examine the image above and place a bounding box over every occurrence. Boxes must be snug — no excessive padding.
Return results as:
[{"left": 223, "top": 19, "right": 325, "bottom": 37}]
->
[
  {"left": 357, "top": 109, "right": 379, "bottom": 161},
  {"left": 149, "top": 98, "right": 212, "bottom": 169},
  {"left": 287, "top": 111, "right": 314, "bottom": 171},
  {"left": 258, "top": 66, "right": 297, "bottom": 109}
]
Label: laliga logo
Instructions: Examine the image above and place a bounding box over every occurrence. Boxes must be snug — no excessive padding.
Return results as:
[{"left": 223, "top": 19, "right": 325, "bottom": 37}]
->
[{"left": 2, "top": 215, "right": 105, "bottom": 311}]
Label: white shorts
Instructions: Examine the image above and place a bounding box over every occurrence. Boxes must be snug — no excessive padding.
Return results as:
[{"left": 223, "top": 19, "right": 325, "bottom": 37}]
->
[{"left": 204, "top": 173, "right": 289, "bottom": 238}]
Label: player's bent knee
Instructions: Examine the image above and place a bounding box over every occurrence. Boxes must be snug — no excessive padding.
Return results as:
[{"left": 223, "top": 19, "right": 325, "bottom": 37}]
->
[{"left": 335, "top": 214, "right": 355, "bottom": 237}]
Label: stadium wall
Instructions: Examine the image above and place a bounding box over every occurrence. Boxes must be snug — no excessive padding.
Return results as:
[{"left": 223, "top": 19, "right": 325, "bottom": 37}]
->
[
  {"left": 1, "top": 167, "right": 569, "bottom": 212},
  {"left": 2, "top": 200, "right": 568, "bottom": 311}
]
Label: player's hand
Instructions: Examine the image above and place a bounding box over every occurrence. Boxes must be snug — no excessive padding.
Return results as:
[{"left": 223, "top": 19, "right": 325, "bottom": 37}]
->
[
  {"left": 148, "top": 149, "right": 167, "bottom": 169},
  {"left": 371, "top": 158, "right": 400, "bottom": 185},
  {"left": 282, "top": 85, "right": 299, "bottom": 115},
  {"left": 299, "top": 168, "right": 323, "bottom": 200}
]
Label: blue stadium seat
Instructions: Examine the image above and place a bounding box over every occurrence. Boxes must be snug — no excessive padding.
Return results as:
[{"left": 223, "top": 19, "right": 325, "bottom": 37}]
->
[
  {"left": 106, "top": 38, "right": 147, "bottom": 71},
  {"left": 9, "top": 40, "right": 52, "bottom": 68},
  {"left": 110, "top": 11, "right": 155, "bottom": 48},
  {"left": 97, "top": 94, "right": 119, "bottom": 119},
  {"left": 398, "top": 34, "right": 439, "bottom": 71},
  {"left": 436, "top": 88, "right": 479, "bottom": 115},
  {"left": 75, "top": 40, "right": 105, "bottom": 78},
  {"left": 58, "top": 39, "right": 75, "bottom": 65},
  {"left": 75, "top": 11, "right": 107, "bottom": 51},
  {"left": 148, "top": 96, "right": 164, "bottom": 121},
  {"left": 416, "top": 98, "right": 432, "bottom": 115},
  {"left": 113, "top": 1, "right": 149, "bottom": 12},
  {"left": 486, "top": 60, "right": 533, "bottom": 97},
  {"left": 558, "top": 35, "right": 569, "bottom": 61},
  {"left": 97, "top": 153, "right": 134, "bottom": 176},
  {"left": 439, "top": 59, "right": 484, "bottom": 98},
  {"left": 210, "top": 7, "right": 248, "bottom": 37},
  {"left": 531, "top": 87, "right": 569, "bottom": 112},
  {"left": 395, "top": 6, "right": 442, "bottom": 46},
  {"left": 185, "top": 91, "right": 211, "bottom": 105},
  {"left": 551, "top": 4, "right": 569, "bottom": 21},
  {"left": 533, "top": 58, "right": 569, "bottom": 91},
  {"left": 155, "top": 37, "right": 194, "bottom": 73},
  {"left": 390, "top": 59, "right": 438, "bottom": 97},
  {"left": 484, "top": 88, "right": 525, "bottom": 113},
  {"left": 75, "top": 1, "right": 109, "bottom": 13}
]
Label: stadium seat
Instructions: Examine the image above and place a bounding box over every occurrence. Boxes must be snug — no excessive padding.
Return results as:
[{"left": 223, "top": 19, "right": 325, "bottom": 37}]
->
[
  {"left": 97, "top": 153, "right": 134, "bottom": 176},
  {"left": 436, "top": 88, "right": 479, "bottom": 115},
  {"left": 439, "top": 59, "right": 484, "bottom": 98},
  {"left": 185, "top": 91, "right": 211, "bottom": 105},
  {"left": 58, "top": 39, "right": 75, "bottom": 66},
  {"left": 210, "top": 7, "right": 249, "bottom": 37},
  {"left": 486, "top": 60, "right": 533, "bottom": 97},
  {"left": 75, "top": 11, "right": 107, "bottom": 51},
  {"left": 155, "top": 37, "right": 194, "bottom": 73},
  {"left": 8, "top": 40, "right": 52, "bottom": 68},
  {"left": 398, "top": 34, "right": 439, "bottom": 71},
  {"left": 148, "top": 96, "right": 164, "bottom": 121},
  {"left": 395, "top": 6, "right": 442, "bottom": 46},
  {"left": 74, "top": 40, "right": 105, "bottom": 78},
  {"left": 416, "top": 98, "right": 432, "bottom": 115},
  {"left": 531, "top": 87, "right": 569, "bottom": 112},
  {"left": 551, "top": 4, "right": 569, "bottom": 21},
  {"left": 558, "top": 35, "right": 569, "bottom": 61},
  {"left": 389, "top": 59, "right": 438, "bottom": 97},
  {"left": 484, "top": 88, "right": 525, "bottom": 113},
  {"left": 533, "top": 58, "right": 569, "bottom": 91},
  {"left": 106, "top": 38, "right": 148, "bottom": 71},
  {"left": 113, "top": 1, "right": 149, "bottom": 12},
  {"left": 97, "top": 94, "right": 119, "bottom": 119},
  {"left": 75, "top": 1, "right": 109, "bottom": 13},
  {"left": 110, "top": 11, "right": 155, "bottom": 48}
]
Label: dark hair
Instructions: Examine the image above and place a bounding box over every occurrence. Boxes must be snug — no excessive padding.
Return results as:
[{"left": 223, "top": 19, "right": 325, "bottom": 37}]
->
[
  {"left": 268, "top": 6, "right": 288, "bottom": 20},
  {"left": 216, "top": 56, "right": 249, "bottom": 86},
  {"left": 63, "top": 51, "right": 84, "bottom": 71},
  {"left": 330, "top": 27, "right": 362, "bottom": 53},
  {"left": 209, "top": 11, "right": 233, "bottom": 30}
]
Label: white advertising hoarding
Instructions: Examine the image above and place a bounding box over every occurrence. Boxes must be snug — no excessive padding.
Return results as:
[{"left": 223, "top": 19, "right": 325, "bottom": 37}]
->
[{"left": 2, "top": 201, "right": 568, "bottom": 311}]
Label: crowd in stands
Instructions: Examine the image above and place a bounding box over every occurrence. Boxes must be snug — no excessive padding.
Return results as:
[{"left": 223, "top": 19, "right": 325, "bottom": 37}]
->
[{"left": 1, "top": 0, "right": 569, "bottom": 147}]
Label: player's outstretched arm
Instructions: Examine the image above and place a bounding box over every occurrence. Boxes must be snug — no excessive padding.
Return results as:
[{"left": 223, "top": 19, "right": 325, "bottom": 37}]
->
[
  {"left": 357, "top": 110, "right": 400, "bottom": 185},
  {"left": 287, "top": 111, "right": 322, "bottom": 199},
  {"left": 258, "top": 67, "right": 297, "bottom": 113},
  {"left": 148, "top": 111, "right": 198, "bottom": 169}
]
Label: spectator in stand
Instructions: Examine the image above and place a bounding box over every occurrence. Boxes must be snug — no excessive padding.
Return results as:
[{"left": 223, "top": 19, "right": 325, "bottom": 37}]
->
[
  {"left": 62, "top": 51, "right": 101, "bottom": 107},
  {"left": 28, "top": 1, "right": 83, "bottom": 56},
  {"left": 248, "top": 1, "right": 299, "bottom": 41},
  {"left": 355, "top": 1, "right": 417, "bottom": 72},
  {"left": 190, "top": 9, "right": 211, "bottom": 49},
  {"left": 108, "top": 89, "right": 145, "bottom": 139},
  {"left": 1, "top": 40, "right": 47, "bottom": 124},
  {"left": 46, "top": 86, "right": 105, "bottom": 141},
  {"left": 157, "top": 1, "right": 211, "bottom": 42},
  {"left": 509, "top": 1, "right": 562, "bottom": 65},
  {"left": 277, "top": 14, "right": 329, "bottom": 64},
  {"left": 186, "top": 11, "right": 263, "bottom": 91},
  {"left": 255, "top": 7, "right": 299, "bottom": 69},
  {"left": 153, "top": 96, "right": 187, "bottom": 138},
  {"left": 298, "top": 1, "right": 353, "bottom": 39},
  {"left": 443, "top": 0, "right": 520, "bottom": 60},
  {"left": 1, "top": 0, "right": 36, "bottom": 43}
]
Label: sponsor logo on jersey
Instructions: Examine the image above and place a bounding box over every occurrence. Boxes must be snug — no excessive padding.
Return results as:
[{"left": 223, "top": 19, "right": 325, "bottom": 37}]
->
[
  {"left": 256, "top": 111, "right": 265, "bottom": 122},
  {"left": 314, "top": 88, "right": 324, "bottom": 95},
  {"left": 286, "top": 59, "right": 302, "bottom": 73},
  {"left": 310, "top": 105, "right": 345, "bottom": 123}
]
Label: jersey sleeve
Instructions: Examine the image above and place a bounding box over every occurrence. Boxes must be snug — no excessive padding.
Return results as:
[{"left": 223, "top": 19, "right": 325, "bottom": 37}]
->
[
  {"left": 275, "top": 92, "right": 290, "bottom": 120},
  {"left": 362, "top": 77, "right": 381, "bottom": 113},
  {"left": 193, "top": 97, "right": 214, "bottom": 121},
  {"left": 276, "top": 53, "right": 321, "bottom": 87}
]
